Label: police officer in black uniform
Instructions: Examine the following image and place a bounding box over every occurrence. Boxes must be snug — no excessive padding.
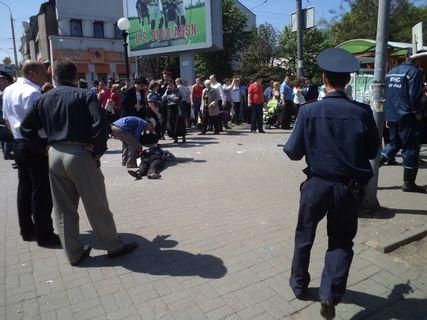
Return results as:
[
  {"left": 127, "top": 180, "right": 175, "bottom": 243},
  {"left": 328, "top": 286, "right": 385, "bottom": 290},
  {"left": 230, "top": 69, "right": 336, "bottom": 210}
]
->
[
  {"left": 380, "top": 55, "right": 426, "bottom": 193},
  {"left": 283, "top": 48, "right": 380, "bottom": 320}
]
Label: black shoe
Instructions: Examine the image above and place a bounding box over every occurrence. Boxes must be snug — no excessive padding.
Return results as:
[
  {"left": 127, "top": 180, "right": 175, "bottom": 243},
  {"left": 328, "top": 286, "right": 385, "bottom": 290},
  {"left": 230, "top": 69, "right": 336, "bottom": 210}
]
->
[
  {"left": 402, "top": 183, "right": 427, "bottom": 193},
  {"left": 22, "top": 234, "right": 36, "bottom": 242},
  {"left": 173, "top": 138, "right": 178, "bottom": 143},
  {"left": 127, "top": 170, "right": 142, "bottom": 180},
  {"left": 387, "top": 159, "right": 399, "bottom": 165},
  {"left": 108, "top": 242, "right": 138, "bottom": 258},
  {"left": 293, "top": 287, "right": 308, "bottom": 300},
  {"left": 320, "top": 300, "right": 336, "bottom": 320},
  {"left": 70, "top": 245, "right": 92, "bottom": 266},
  {"left": 182, "top": 137, "right": 186, "bottom": 143},
  {"left": 11, "top": 162, "right": 18, "bottom": 169},
  {"left": 199, "top": 131, "right": 206, "bottom": 135},
  {"left": 38, "top": 234, "right": 62, "bottom": 248},
  {"left": 258, "top": 129, "right": 266, "bottom": 133},
  {"left": 213, "top": 131, "right": 220, "bottom": 135},
  {"left": 147, "top": 173, "right": 161, "bottom": 179}
]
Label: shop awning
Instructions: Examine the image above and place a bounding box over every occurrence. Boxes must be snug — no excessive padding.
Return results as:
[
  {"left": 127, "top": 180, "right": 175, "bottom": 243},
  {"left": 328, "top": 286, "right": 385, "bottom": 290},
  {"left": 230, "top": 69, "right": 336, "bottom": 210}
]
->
[
  {"left": 336, "top": 39, "right": 427, "bottom": 56},
  {"left": 116, "top": 64, "right": 127, "bottom": 74},
  {"left": 75, "top": 63, "right": 89, "bottom": 73},
  {"left": 95, "top": 63, "right": 110, "bottom": 74}
]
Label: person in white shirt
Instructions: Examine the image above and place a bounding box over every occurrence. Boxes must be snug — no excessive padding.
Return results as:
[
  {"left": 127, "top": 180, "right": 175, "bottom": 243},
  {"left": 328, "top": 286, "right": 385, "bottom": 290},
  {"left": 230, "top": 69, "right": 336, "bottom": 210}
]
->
[
  {"left": 229, "top": 77, "right": 242, "bottom": 124},
  {"left": 209, "top": 75, "right": 224, "bottom": 131},
  {"left": 2, "top": 61, "right": 59, "bottom": 247},
  {"left": 293, "top": 78, "right": 306, "bottom": 119}
]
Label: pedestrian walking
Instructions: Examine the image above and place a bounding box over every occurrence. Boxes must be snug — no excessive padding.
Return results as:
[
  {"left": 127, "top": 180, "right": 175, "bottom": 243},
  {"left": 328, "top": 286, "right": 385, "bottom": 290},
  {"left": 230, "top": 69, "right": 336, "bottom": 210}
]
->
[
  {"left": 20, "top": 60, "right": 137, "bottom": 266},
  {"left": 2, "top": 61, "right": 60, "bottom": 247},
  {"left": 283, "top": 48, "right": 380, "bottom": 320},
  {"left": 380, "top": 54, "right": 426, "bottom": 193}
]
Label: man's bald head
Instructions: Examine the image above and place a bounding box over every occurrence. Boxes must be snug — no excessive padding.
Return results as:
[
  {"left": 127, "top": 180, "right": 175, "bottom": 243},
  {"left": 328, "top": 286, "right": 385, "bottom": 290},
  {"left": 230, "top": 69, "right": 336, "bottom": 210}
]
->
[{"left": 22, "top": 60, "right": 47, "bottom": 86}]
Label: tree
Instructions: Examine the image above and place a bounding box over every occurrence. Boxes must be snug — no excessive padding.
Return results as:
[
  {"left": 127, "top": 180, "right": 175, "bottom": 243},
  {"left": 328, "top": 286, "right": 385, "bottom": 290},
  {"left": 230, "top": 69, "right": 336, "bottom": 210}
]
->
[
  {"left": 195, "top": 0, "right": 248, "bottom": 78},
  {"left": 278, "top": 26, "right": 331, "bottom": 84},
  {"left": 327, "top": 0, "right": 427, "bottom": 45},
  {"left": 240, "top": 23, "right": 279, "bottom": 78}
]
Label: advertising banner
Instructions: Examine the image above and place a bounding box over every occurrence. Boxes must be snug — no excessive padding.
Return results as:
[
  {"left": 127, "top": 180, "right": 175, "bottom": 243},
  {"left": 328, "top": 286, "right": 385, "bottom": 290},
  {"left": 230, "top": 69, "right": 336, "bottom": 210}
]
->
[{"left": 123, "top": 0, "right": 222, "bottom": 56}]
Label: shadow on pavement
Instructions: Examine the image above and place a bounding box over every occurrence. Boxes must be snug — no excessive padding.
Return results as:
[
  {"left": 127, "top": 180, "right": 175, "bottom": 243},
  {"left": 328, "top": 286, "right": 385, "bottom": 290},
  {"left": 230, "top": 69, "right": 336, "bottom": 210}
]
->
[
  {"left": 78, "top": 233, "right": 227, "bottom": 279},
  {"left": 104, "top": 149, "right": 122, "bottom": 154},
  {"left": 298, "top": 283, "right": 426, "bottom": 320},
  {"left": 359, "top": 206, "right": 427, "bottom": 219}
]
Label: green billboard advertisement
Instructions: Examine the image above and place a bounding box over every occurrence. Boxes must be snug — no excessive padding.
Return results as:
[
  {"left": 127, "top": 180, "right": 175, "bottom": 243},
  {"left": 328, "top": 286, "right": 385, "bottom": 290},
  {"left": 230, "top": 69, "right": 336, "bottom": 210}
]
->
[{"left": 123, "top": 0, "right": 222, "bottom": 56}]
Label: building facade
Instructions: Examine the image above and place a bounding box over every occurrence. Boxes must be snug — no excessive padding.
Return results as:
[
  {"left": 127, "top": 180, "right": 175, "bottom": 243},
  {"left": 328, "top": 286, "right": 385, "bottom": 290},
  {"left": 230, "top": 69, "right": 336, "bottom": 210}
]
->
[{"left": 20, "top": 0, "right": 136, "bottom": 84}]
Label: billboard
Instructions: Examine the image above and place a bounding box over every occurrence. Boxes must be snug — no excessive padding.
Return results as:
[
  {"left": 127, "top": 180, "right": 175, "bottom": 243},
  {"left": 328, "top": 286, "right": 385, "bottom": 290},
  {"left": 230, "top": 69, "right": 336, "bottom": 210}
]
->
[{"left": 123, "top": 0, "right": 223, "bottom": 57}]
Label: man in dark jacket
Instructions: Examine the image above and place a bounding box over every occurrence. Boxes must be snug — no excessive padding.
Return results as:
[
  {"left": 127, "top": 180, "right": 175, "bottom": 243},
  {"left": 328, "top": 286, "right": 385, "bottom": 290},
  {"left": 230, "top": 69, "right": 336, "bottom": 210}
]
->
[
  {"left": 121, "top": 77, "right": 148, "bottom": 118},
  {"left": 284, "top": 48, "right": 380, "bottom": 320},
  {"left": 380, "top": 57, "right": 425, "bottom": 193},
  {"left": 20, "top": 60, "right": 137, "bottom": 266}
]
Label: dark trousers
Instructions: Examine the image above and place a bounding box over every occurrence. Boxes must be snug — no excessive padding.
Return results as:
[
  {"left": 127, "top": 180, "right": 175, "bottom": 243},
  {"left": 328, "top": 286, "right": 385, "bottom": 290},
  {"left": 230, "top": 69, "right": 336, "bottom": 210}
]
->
[
  {"left": 250, "top": 104, "right": 263, "bottom": 131},
  {"left": 382, "top": 115, "right": 420, "bottom": 169},
  {"left": 13, "top": 140, "right": 54, "bottom": 241},
  {"left": 290, "top": 177, "right": 360, "bottom": 304},
  {"left": 139, "top": 154, "right": 165, "bottom": 175},
  {"left": 280, "top": 100, "right": 293, "bottom": 129},
  {"left": 0, "top": 125, "right": 13, "bottom": 159},
  {"left": 201, "top": 110, "right": 220, "bottom": 134},
  {"left": 193, "top": 97, "right": 201, "bottom": 125},
  {"left": 232, "top": 102, "right": 241, "bottom": 124}
]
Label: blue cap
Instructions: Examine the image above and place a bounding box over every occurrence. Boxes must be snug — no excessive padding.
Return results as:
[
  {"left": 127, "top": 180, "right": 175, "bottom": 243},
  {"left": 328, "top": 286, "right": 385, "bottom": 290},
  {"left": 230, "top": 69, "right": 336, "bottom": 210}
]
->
[{"left": 317, "top": 48, "right": 360, "bottom": 73}]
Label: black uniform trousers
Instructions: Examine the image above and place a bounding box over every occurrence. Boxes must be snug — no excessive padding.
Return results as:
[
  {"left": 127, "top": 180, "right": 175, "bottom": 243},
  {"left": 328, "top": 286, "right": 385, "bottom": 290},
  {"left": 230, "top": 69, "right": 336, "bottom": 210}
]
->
[
  {"left": 13, "top": 139, "right": 54, "bottom": 241},
  {"left": 382, "top": 114, "right": 421, "bottom": 169},
  {"left": 290, "top": 176, "right": 359, "bottom": 304},
  {"left": 139, "top": 154, "right": 165, "bottom": 175}
]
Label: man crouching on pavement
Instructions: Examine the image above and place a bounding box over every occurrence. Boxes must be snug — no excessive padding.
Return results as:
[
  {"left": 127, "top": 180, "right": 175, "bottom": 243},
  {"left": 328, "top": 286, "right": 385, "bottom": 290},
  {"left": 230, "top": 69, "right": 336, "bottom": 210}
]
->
[
  {"left": 111, "top": 116, "right": 155, "bottom": 168},
  {"left": 20, "top": 59, "right": 137, "bottom": 266}
]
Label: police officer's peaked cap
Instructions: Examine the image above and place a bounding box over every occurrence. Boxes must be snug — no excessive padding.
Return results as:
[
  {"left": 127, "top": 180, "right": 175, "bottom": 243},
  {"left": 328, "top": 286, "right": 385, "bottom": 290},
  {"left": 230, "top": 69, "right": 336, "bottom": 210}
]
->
[{"left": 317, "top": 48, "right": 360, "bottom": 73}]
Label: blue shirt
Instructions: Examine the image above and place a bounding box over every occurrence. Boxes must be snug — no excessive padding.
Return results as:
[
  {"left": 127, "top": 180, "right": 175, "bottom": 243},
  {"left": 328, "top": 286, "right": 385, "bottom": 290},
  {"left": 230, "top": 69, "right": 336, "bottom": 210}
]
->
[
  {"left": 113, "top": 116, "right": 147, "bottom": 141},
  {"left": 280, "top": 82, "right": 293, "bottom": 101},
  {"left": 385, "top": 62, "right": 423, "bottom": 122},
  {"left": 283, "top": 91, "right": 380, "bottom": 183},
  {"left": 264, "top": 87, "right": 273, "bottom": 101}
]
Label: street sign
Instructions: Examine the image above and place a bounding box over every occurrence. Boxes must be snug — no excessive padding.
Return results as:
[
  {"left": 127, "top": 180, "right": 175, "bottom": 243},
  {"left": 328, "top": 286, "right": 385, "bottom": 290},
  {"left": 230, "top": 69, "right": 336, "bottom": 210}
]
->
[
  {"left": 291, "top": 7, "right": 315, "bottom": 32},
  {"left": 412, "top": 22, "right": 423, "bottom": 54}
]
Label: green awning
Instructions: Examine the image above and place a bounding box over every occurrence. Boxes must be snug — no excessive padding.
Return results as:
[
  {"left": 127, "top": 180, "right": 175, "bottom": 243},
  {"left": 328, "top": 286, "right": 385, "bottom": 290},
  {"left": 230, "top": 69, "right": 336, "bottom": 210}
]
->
[
  {"left": 336, "top": 39, "right": 419, "bottom": 56},
  {"left": 337, "top": 39, "right": 377, "bottom": 54}
]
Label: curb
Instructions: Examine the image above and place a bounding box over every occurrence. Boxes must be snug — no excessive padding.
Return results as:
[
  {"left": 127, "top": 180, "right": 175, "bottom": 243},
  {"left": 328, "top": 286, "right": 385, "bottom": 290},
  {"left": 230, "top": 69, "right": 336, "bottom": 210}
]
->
[{"left": 366, "top": 225, "right": 427, "bottom": 253}]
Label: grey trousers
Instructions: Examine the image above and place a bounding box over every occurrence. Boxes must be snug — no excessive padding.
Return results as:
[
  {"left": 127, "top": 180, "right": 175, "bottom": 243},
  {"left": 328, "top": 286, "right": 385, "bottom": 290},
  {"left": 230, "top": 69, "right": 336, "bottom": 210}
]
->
[
  {"left": 111, "top": 125, "right": 140, "bottom": 167},
  {"left": 48, "top": 144, "right": 123, "bottom": 264}
]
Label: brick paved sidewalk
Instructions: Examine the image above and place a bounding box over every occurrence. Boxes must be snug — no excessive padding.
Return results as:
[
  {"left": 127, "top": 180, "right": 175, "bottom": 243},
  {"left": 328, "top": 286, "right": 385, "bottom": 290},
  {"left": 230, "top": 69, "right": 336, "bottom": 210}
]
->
[{"left": 1, "top": 125, "right": 426, "bottom": 320}]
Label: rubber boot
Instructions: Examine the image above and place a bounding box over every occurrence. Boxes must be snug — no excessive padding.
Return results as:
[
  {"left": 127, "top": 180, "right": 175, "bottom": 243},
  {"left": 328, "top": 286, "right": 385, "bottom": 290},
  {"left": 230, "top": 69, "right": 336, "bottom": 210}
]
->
[{"left": 402, "top": 168, "right": 426, "bottom": 193}]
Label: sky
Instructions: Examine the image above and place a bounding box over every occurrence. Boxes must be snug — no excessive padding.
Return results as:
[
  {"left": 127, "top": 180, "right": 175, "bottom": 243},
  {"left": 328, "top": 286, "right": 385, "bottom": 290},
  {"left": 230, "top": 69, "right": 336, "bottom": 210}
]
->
[{"left": 0, "top": 0, "right": 425, "bottom": 64}]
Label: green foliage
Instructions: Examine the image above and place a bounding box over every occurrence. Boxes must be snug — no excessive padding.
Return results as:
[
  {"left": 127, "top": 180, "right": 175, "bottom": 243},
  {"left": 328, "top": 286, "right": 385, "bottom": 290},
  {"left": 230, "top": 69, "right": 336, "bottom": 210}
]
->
[
  {"left": 240, "top": 23, "right": 279, "bottom": 78},
  {"left": 328, "top": 0, "right": 427, "bottom": 45},
  {"left": 278, "top": 26, "right": 331, "bottom": 84},
  {"left": 195, "top": 0, "right": 248, "bottom": 79}
]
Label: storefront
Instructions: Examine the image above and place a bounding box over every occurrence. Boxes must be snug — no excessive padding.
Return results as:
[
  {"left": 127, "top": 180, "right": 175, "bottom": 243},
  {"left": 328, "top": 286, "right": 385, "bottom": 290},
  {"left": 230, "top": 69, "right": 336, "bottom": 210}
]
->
[{"left": 52, "top": 48, "right": 133, "bottom": 83}]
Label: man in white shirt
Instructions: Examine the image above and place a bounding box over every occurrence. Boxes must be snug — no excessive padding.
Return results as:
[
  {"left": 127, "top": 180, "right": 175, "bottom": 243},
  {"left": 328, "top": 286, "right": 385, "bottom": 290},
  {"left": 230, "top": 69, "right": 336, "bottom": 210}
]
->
[
  {"left": 209, "top": 75, "right": 224, "bottom": 130},
  {"left": 2, "top": 60, "right": 59, "bottom": 247}
]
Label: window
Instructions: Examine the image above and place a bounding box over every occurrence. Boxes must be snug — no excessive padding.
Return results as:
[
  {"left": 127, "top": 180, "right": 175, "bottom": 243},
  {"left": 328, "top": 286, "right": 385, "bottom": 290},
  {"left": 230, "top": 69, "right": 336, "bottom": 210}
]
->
[
  {"left": 70, "top": 19, "right": 82, "bottom": 37},
  {"left": 114, "top": 23, "right": 122, "bottom": 39},
  {"left": 93, "top": 21, "right": 104, "bottom": 38}
]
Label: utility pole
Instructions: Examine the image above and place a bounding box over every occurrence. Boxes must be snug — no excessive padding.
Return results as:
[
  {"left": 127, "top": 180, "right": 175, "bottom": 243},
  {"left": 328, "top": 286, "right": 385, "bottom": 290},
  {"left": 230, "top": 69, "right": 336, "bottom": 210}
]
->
[
  {"left": 296, "top": 0, "right": 304, "bottom": 78},
  {"left": 0, "top": 1, "right": 19, "bottom": 71},
  {"left": 363, "top": 0, "right": 391, "bottom": 211}
]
